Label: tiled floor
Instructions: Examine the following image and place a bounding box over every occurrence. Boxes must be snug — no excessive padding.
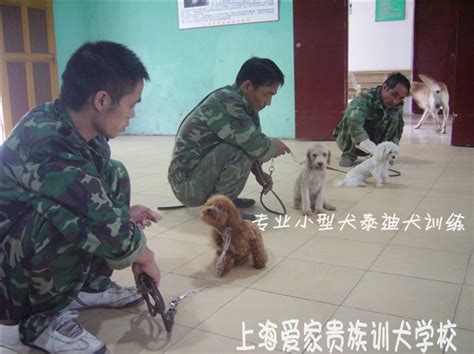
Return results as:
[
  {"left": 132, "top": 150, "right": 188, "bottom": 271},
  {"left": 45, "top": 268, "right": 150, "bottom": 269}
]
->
[{"left": 1, "top": 114, "right": 473, "bottom": 353}]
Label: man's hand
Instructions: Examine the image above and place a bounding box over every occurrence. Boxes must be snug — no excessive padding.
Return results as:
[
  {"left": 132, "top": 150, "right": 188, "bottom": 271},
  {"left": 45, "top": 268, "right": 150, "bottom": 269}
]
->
[
  {"left": 133, "top": 248, "right": 161, "bottom": 287},
  {"left": 130, "top": 205, "right": 161, "bottom": 229},
  {"left": 252, "top": 161, "right": 273, "bottom": 195},
  {"left": 273, "top": 139, "right": 290, "bottom": 157},
  {"left": 358, "top": 138, "right": 377, "bottom": 153}
]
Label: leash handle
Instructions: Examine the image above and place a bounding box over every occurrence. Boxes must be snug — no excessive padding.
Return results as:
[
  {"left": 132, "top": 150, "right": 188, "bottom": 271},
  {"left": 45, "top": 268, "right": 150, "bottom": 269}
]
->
[
  {"left": 137, "top": 273, "right": 175, "bottom": 332},
  {"left": 253, "top": 160, "right": 287, "bottom": 216}
]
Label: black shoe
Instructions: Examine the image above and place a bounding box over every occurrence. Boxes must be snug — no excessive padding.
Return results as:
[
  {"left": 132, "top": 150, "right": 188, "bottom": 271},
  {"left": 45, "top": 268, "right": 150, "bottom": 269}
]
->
[
  {"left": 240, "top": 211, "right": 256, "bottom": 221},
  {"left": 232, "top": 198, "right": 256, "bottom": 209}
]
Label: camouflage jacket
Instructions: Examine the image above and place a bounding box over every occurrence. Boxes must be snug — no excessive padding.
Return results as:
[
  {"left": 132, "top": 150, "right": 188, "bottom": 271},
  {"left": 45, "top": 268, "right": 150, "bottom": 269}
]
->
[
  {"left": 333, "top": 86, "right": 404, "bottom": 145},
  {"left": 0, "top": 101, "right": 145, "bottom": 269},
  {"left": 168, "top": 84, "right": 277, "bottom": 183}
]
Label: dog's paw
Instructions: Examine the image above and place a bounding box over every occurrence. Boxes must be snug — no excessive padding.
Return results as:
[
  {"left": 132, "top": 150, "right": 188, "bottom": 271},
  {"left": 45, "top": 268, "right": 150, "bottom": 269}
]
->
[
  {"left": 323, "top": 202, "right": 336, "bottom": 211},
  {"left": 302, "top": 209, "right": 312, "bottom": 216},
  {"left": 375, "top": 183, "right": 384, "bottom": 188},
  {"left": 215, "top": 262, "right": 228, "bottom": 277}
]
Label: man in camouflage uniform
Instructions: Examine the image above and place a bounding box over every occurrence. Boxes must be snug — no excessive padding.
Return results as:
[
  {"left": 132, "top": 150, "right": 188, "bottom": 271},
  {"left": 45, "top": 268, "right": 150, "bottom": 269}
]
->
[
  {"left": 333, "top": 72, "right": 410, "bottom": 167},
  {"left": 0, "top": 41, "right": 161, "bottom": 353},
  {"left": 168, "top": 57, "right": 290, "bottom": 220}
]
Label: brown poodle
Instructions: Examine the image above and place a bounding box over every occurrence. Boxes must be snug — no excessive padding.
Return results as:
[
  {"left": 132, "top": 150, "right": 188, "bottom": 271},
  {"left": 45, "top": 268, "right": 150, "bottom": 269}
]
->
[{"left": 200, "top": 195, "right": 268, "bottom": 277}]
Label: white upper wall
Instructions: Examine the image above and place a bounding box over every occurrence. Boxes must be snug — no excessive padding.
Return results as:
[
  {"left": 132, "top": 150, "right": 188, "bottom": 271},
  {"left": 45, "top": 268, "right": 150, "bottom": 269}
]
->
[{"left": 348, "top": 0, "right": 415, "bottom": 72}]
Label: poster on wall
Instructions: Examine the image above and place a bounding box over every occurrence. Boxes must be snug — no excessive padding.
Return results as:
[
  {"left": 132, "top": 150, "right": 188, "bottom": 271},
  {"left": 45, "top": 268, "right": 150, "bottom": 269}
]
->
[
  {"left": 375, "top": 0, "right": 405, "bottom": 22},
  {"left": 177, "top": 0, "right": 279, "bottom": 30}
]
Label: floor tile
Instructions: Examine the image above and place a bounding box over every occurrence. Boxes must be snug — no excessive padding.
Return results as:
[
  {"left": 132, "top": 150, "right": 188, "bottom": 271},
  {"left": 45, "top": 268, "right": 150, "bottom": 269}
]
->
[
  {"left": 197, "top": 288, "right": 336, "bottom": 348},
  {"left": 452, "top": 329, "right": 474, "bottom": 354},
  {"left": 290, "top": 236, "right": 385, "bottom": 269},
  {"left": 173, "top": 249, "right": 283, "bottom": 287},
  {"left": 121, "top": 274, "right": 243, "bottom": 328},
  {"left": 43, "top": 130, "right": 472, "bottom": 353},
  {"left": 167, "top": 328, "right": 275, "bottom": 353},
  {"left": 329, "top": 307, "right": 443, "bottom": 354},
  {"left": 158, "top": 218, "right": 212, "bottom": 246},
  {"left": 146, "top": 237, "right": 210, "bottom": 272},
  {"left": 250, "top": 258, "right": 365, "bottom": 304},
  {"left": 371, "top": 245, "right": 469, "bottom": 283},
  {"left": 390, "top": 230, "right": 473, "bottom": 254},
  {"left": 454, "top": 286, "right": 474, "bottom": 331},
  {"left": 465, "top": 262, "right": 474, "bottom": 286},
  {"left": 343, "top": 272, "right": 461, "bottom": 322},
  {"left": 78, "top": 308, "right": 192, "bottom": 353}
]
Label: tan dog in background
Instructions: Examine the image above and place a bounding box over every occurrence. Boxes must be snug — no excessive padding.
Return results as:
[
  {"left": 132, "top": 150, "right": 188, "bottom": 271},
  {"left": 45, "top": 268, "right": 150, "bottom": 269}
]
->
[
  {"left": 293, "top": 143, "right": 336, "bottom": 215},
  {"left": 412, "top": 74, "right": 450, "bottom": 134},
  {"left": 200, "top": 195, "right": 268, "bottom": 277}
]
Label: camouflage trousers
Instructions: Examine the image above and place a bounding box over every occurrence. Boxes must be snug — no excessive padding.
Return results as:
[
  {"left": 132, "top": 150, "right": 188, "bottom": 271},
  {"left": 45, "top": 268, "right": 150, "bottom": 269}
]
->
[
  {"left": 0, "top": 160, "right": 130, "bottom": 344},
  {"left": 170, "top": 142, "right": 252, "bottom": 207}
]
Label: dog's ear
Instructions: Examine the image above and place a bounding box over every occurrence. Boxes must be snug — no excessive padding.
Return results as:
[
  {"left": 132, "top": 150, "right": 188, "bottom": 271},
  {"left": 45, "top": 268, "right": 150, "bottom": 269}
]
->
[
  {"left": 306, "top": 150, "right": 312, "bottom": 166},
  {"left": 227, "top": 199, "right": 242, "bottom": 225},
  {"left": 373, "top": 143, "right": 384, "bottom": 161}
]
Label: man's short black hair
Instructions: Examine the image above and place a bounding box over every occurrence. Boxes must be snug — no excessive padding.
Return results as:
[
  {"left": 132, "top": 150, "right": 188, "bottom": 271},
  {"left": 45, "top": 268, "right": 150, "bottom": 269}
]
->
[
  {"left": 60, "top": 41, "right": 150, "bottom": 110},
  {"left": 235, "top": 57, "right": 284, "bottom": 88},
  {"left": 384, "top": 72, "right": 411, "bottom": 92}
]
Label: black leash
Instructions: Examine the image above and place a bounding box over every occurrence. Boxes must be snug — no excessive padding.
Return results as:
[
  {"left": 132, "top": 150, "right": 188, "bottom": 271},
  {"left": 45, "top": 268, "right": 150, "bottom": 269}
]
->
[
  {"left": 137, "top": 273, "right": 175, "bottom": 332},
  {"left": 327, "top": 165, "right": 401, "bottom": 177},
  {"left": 256, "top": 160, "right": 287, "bottom": 216},
  {"left": 259, "top": 189, "right": 287, "bottom": 216},
  {"left": 157, "top": 205, "right": 186, "bottom": 210}
]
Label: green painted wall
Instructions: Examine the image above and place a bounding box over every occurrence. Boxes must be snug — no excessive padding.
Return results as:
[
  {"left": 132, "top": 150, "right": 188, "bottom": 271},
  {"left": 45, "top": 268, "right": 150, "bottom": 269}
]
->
[{"left": 53, "top": 0, "right": 295, "bottom": 138}]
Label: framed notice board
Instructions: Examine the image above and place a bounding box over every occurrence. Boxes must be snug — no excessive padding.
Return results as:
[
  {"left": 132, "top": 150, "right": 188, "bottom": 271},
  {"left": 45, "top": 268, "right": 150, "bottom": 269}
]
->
[{"left": 375, "top": 0, "right": 405, "bottom": 22}]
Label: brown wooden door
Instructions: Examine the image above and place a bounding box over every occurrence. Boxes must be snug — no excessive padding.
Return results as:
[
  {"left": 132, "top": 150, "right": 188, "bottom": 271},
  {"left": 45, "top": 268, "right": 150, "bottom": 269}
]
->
[
  {"left": 413, "top": 0, "right": 474, "bottom": 146},
  {"left": 412, "top": 0, "right": 451, "bottom": 114},
  {"left": 413, "top": 1, "right": 451, "bottom": 86},
  {"left": 293, "top": 0, "right": 348, "bottom": 140},
  {"left": 450, "top": 0, "right": 474, "bottom": 146},
  {"left": 0, "top": 0, "right": 58, "bottom": 138}
]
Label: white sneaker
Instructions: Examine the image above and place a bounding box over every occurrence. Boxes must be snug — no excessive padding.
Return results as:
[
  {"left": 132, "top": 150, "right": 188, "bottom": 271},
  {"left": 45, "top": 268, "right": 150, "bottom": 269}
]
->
[
  {"left": 68, "top": 282, "right": 143, "bottom": 311},
  {"left": 31, "top": 310, "right": 106, "bottom": 353}
]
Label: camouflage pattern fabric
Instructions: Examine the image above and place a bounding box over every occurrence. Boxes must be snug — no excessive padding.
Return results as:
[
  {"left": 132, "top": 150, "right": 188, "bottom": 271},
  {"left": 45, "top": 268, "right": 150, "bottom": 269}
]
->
[
  {"left": 0, "top": 100, "right": 146, "bottom": 343},
  {"left": 168, "top": 84, "right": 277, "bottom": 206},
  {"left": 170, "top": 142, "right": 252, "bottom": 206},
  {"left": 333, "top": 86, "right": 404, "bottom": 161}
]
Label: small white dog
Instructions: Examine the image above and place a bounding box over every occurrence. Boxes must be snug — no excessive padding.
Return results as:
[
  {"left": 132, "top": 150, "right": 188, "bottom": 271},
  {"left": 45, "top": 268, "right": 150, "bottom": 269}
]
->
[
  {"left": 336, "top": 141, "right": 399, "bottom": 188},
  {"left": 293, "top": 143, "right": 336, "bottom": 215},
  {"left": 412, "top": 74, "right": 450, "bottom": 134}
]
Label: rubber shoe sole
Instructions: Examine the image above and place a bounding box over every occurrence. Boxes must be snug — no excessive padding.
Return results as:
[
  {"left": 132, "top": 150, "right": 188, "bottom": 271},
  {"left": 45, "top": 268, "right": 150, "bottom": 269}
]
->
[
  {"left": 339, "top": 158, "right": 355, "bottom": 167},
  {"left": 232, "top": 198, "right": 256, "bottom": 209},
  {"left": 240, "top": 211, "right": 256, "bottom": 221}
]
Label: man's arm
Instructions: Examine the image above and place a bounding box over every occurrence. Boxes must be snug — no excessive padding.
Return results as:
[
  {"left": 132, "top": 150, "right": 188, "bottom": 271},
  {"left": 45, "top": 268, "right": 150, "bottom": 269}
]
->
[
  {"left": 203, "top": 95, "right": 277, "bottom": 162},
  {"left": 3, "top": 139, "right": 146, "bottom": 269},
  {"left": 346, "top": 98, "right": 372, "bottom": 145},
  {"left": 393, "top": 109, "right": 405, "bottom": 144}
]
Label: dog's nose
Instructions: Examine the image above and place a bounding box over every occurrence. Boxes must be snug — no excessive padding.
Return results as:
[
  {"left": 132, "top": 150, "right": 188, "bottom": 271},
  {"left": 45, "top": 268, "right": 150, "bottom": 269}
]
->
[{"left": 317, "top": 162, "right": 323, "bottom": 166}]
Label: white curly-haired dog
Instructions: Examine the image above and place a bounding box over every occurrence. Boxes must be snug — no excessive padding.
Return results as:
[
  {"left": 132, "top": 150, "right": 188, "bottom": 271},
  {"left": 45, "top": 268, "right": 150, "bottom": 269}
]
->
[
  {"left": 293, "top": 143, "right": 336, "bottom": 215},
  {"left": 336, "top": 141, "right": 399, "bottom": 188}
]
